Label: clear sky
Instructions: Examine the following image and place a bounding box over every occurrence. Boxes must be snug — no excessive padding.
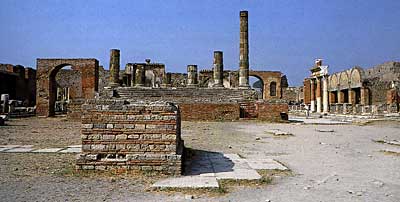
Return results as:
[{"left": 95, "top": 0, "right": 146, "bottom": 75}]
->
[{"left": 1, "top": 0, "right": 399, "bottom": 86}]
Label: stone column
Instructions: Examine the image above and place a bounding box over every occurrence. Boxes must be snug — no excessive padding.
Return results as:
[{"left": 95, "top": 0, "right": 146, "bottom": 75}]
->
[
  {"left": 135, "top": 65, "right": 145, "bottom": 87},
  {"left": 187, "top": 65, "right": 198, "bottom": 87},
  {"left": 348, "top": 89, "right": 356, "bottom": 104},
  {"left": 213, "top": 51, "right": 224, "bottom": 88},
  {"left": 310, "top": 79, "right": 316, "bottom": 112},
  {"left": 360, "top": 87, "right": 369, "bottom": 105},
  {"left": 1, "top": 94, "right": 9, "bottom": 113},
  {"left": 125, "top": 63, "right": 135, "bottom": 87},
  {"left": 316, "top": 77, "right": 322, "bottom": 113},
  {"left": 323, "top": 76, "right": 329, "bottom": 113},
  {"left": 162, "top": 72, "right": 172, "bottom": 88},
  {"left": 338, "top": 90, "right": 344, "bottom": 104},
  {"left": 239, "top": 11, "right": 250, "bottom": 88},
  {"left": 109, "top": 49, "right": 120, "bottom": 87}
]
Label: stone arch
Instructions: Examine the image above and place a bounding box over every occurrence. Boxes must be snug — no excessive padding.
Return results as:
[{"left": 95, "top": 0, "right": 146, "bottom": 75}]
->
[
  {"left": 329, "top": 74, "right": 339, "bottom": 90},
  {"left": 36, "top": 59, "right": 99, "bottom": 117},
  {"left": 249, "top": 70, "right": 282, "bottom": 100},
  {"left": 338, "top": 71, "right": 350, "bottom": 90},
  {"left": 349, "top": 67, "right": 362, "bottom": 88},
  {"left": 249, "top": 74, "right": 264, "bottom": 99}
]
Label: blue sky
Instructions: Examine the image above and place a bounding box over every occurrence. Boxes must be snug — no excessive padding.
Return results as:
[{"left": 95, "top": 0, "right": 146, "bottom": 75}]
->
[{"left": 0, "top": 0, "right": 399, "bottom": 86}]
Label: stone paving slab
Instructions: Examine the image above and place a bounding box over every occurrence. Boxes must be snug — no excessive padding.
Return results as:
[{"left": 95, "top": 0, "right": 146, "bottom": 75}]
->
[
  {"left": 215, "top": 169, "right": 262, "bottom": 180},
  {"left": 32, "top": 148, "right": 65, "bottom": 153},
  {"left": 5, "top": 146, "right": 35, "bottom": 153},
  {"left": 0, "top": 145, "right": 82, "bottom": 153},
  {"left": 0, "top": 145, "right": 20, "bottom": 152},
  {"left": 59, "top": 147, "right": 82, "bottom": 153},
  {"left": 246, "top": 159, "right": 288, "bottom": 170},
  {"left": 381, "top": 148, "right": 400, "bottom": 154},
  {"left": 67, "top": 145, "right": 82, "bottom": 148},
  {"left": 152, "top": 176, "right": 219, "bottom": 188}
]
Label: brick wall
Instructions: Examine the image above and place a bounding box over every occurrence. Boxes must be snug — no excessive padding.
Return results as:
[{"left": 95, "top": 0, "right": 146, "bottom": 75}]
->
[
  {"left": 256, "top": 100, "right": 289, "bottom": 122},
  {"left": 179, "top": 103, "right": 239, "bottom": 121},
  {"left": 76, "top": 100, "right": 184, "bottom": 175}
]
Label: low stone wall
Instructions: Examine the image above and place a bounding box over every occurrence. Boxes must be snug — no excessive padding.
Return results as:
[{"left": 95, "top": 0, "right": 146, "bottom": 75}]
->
[
  {"left": 109, "top": 87, "right": 258, "bottom": 103},
  {"left": 179, "top": 103, "right": 239, "bottom": 121},
  {"left": 76, "top": 99, "right": 184, "bottom": 175},
  {"left": 329, "top": 103, "right": 399, "bottom": 115},
  {"left": 289, "top": 103, "right": 399, "bottom": 115},
  {"left": 256, "top": 101, "right": 289, "bottom": 122}
]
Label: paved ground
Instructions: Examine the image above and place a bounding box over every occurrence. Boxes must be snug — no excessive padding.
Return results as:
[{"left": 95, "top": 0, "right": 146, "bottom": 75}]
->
[{"left": 0, "top": 116, "right": 399, "bottom": 201}]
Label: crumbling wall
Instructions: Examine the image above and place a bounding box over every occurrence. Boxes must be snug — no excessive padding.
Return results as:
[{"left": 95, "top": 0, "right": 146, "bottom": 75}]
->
[
  {"left": 170, "top": 73, "right": 187, "bottom": 87},
  {"left": 0, "top": 64, "right": 36, "bottom": 106},
  {"left": 76, "top": 100, "right": 183, "bottom": 175}
]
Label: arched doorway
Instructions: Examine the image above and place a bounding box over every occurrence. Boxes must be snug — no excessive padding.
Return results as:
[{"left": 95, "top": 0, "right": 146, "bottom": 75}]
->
[
  {"left": 249, "top": 75, "right": 264, "bottom": 100},
  {"left": 53, "top": 65, "right": 83, "bottom": 115},
  {"left": 36, "top": 59, "right": 99, "bottom": 117}
]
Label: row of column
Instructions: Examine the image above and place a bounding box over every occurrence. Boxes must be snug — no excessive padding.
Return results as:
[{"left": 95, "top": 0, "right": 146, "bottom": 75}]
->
[
  {"left": 310, "top": 76, "right": 329, "bottom": 113},
  {"left": 329, "top": 87, "right": 369, "bottom": 105},
  {"left": 108, "top": 49, "right": 225, "bottom": 88},
  {"left": 186, "top": 51, "right": 225, "bottom": 88}
]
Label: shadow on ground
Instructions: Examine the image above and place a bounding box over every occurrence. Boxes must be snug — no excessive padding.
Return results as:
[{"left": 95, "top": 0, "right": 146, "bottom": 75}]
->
[{"left": 184, "top": 149, "right": 234, "bottom": 176}]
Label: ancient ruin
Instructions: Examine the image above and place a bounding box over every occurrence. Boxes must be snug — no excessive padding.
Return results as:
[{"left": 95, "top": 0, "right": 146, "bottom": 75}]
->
[
  {"left": 1, "top": 2, "right": 400, "bottom": 201},
  {"left": 77, "top": 100, "right": 183, "bottom": 174},
  {"left": 301, "top": 59, "right": 400, "bottom": 115}
]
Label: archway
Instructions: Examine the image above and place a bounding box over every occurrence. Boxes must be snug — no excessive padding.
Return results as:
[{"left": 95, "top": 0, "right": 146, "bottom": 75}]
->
[
  {"left": 36, "top": 59, "right": 99, "bottom": 117},
  {"left": 53, "top": 65, "right": 82, "bottom": 115},
  {"left": 249, "top": 70, "right": 282, "bottom": 100},
  {"left": 249, "top": 75, "right": 264, "bottom": 100}
]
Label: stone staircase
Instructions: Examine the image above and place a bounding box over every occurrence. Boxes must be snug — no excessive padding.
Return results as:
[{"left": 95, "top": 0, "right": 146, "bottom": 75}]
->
[{"left": 113, "top": 87, "right": 257, "bottom": 103}]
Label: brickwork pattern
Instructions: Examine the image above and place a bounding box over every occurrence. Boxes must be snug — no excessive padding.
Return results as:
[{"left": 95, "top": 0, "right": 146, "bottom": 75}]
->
[
  {"left": 76, "top": 100, "right": 183, "bottom": 175},
  {"left": 36, "top": 59, "right": 99, "bottom": 117}
]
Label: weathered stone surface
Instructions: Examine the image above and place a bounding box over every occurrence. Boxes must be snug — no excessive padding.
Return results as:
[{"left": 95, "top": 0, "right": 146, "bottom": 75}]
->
[
  {"left": 152, "top": 176, "right": 219, "bottom": 188},
  {"left": 76, "top": 100, "right": 184, "bottom": 175}
]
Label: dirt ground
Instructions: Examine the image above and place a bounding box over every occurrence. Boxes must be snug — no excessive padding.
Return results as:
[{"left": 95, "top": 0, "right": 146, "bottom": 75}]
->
[{"left": 0, "top": 117, "right": 399, "bottom": 202}]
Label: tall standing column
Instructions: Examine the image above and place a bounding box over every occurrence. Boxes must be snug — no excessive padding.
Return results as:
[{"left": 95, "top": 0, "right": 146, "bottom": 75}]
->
[
  {"left": 213, "top": 51, "right": 224, "bottom": 88},
  {"left": 109, "top": 49, "right": 120, "bottom": 87},
  {"left": 323, "top": 76, "right": 329, "bottom": 113},
  {"left": 239, "top": 11, "right": 250, "bottom": 88},
  {"left": 316, "top": 77, "right": 322, "bottom": 113},
  {"left": 187, "top": 65, "right": 198, "bottom": 88},
  {"left": 310, "top": 79, "right": 316, "bottom": 112},
  {"left": 135, "top": 65, "right": 145, "bottom": 87}
]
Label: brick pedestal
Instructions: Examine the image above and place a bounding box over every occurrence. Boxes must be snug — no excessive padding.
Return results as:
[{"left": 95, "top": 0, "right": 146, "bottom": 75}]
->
[{"left": 76, "top": 100, "right": 184, "bottom": 175}]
